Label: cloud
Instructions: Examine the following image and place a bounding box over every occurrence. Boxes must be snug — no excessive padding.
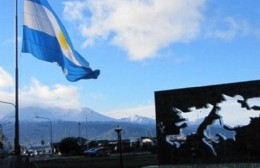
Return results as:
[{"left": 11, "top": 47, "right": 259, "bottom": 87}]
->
[
  {"left": 1, "top": 36, "right": 22, "bottom": 45},
  {"left": 205, "top": 17, "right": 250, "bottom": 40},
  {"left": 0, "top": 66, "right": 14, "bottom": 89},
  {"left": 0, "top": 67, "right": 15, "bottom": 118},
  {"left": 63, "top": 0, "right": 205, "bottom": 60},
  {"left": 0, "top": 68, "right": 155, "bottom": 120},
  {"left": 63, "top": 1, "right": 87, "bottom": 21},
  {"left": 0, "top": 67, "right": 83, "bottom": 118},
  {"left": 0, "top": 67, "right": 156, "bottom": 120},
  {"left": 107, "top": 104, "right": 155, "bottom": 119},
  {"left": 20, "top": 78, "right": 81, "bottom": 110}
]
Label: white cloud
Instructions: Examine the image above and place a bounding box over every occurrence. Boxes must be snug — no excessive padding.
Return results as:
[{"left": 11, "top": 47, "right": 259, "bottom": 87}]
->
[
  {"left": 107, "top": 104, "right": 155, "bottom": 119},
  {"left": 0, "top": 68, "right": 156, "bottom": 120},
  {"left": 64, "top": 0, "right": 205, "bottom": 60},
  {"left": 63, "top": 1, "right": 87, "bottom": 21},
  {"left": 0, "top": 90, "right": 15, "bottom": 118},
  {"left": 1, "top": 36, "right": 22, "bottom": 45},
  {"left": 0, "top": 67, "right": 15, "bottom": 118},
  {"left": 0, "top": 67, "right": 83, "bottom": 118},
  {"left": 205, "top": 17, "right": 250, "bottom": 40},
  {"left": 0, "top": 66, "right": 14, "bottom": 89},
  {"left": 20, "top": 78, "right": 81, "bottom": 110}
]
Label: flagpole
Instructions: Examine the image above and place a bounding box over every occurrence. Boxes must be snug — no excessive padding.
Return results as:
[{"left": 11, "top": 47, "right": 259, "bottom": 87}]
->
[{"left": 14, "top": 0, "right": 20, "bottom": 155}]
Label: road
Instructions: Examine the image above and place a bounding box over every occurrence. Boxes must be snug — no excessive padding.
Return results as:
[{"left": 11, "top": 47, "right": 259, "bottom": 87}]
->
[
  {"left": 0, "top": 156, "right": 12, "bottom": 168},
  {"left": 0, "top": 156, "right": 34, "bottom": 168}
]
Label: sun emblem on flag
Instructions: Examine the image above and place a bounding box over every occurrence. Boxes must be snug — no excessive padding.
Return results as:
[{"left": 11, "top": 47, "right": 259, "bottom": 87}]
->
[{"left": 58, "top": 31, "right": 69, "bottom": 50}]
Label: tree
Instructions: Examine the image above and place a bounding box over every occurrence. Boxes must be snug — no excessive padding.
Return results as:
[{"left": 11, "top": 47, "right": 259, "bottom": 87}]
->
[
  {"left": 0, "top": 141, "right": 3, "bottom": 149},
  {"left": 59, "top": 137, "right": 81, "bottom": 155}
]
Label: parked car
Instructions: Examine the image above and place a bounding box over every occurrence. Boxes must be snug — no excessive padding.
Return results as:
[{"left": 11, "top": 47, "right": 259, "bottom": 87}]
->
[
  {"left": 83, "top": 148, "right": 96, "bottom": 155},
  {"left": 25, "top": 149, "right": 35, "bottom": 157},
  {"left": 83, "top": 147, "right": 110, "bottom": 157}
]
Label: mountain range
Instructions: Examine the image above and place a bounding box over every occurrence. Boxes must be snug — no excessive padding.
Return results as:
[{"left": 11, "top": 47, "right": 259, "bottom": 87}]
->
[
  {"left": 0, "top": 106, "right": 156, "bottom": 145},
  {"left": 0, "top": 106, "right": 155, "bottom": 124},
  {"left": 0, "top": 106, "right": 237, "bottom": 146}
]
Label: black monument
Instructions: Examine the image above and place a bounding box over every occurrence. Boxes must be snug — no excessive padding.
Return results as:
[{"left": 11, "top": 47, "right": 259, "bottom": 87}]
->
[{"left": 155, "top": 80, "right": 260, "bottom": 164}]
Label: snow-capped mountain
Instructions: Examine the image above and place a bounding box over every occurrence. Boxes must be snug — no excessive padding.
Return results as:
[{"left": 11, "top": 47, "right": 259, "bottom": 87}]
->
[{"left": 120, "top": 115, "right": 155, "bottom": 124}]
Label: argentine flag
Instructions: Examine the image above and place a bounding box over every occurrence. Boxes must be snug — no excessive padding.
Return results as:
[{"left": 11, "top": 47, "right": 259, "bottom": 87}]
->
[{"left": 22, "top": 0, "right": 100, "bottom": 82}]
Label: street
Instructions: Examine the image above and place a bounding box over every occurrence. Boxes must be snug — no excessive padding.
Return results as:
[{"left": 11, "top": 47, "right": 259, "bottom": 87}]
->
[{"left": 0, "top": 156, "right": 34, "bottom": 168}]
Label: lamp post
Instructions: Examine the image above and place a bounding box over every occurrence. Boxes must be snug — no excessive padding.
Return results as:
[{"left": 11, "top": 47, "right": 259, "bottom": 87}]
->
[
  {"left": 114, "top": 125, "right": 123, "bottom": 168},
  {"left": 85, "top": 111, "right": 93, "bottom": 149},
  {"left": 86, "top": 111, "right": 93, "bottom": 140},
  {"left": 35, "top": 116, "right": 53, "bottom": 154}
]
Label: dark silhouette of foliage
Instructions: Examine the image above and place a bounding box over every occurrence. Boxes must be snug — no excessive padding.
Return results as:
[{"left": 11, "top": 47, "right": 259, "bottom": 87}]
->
[
  {"left": 59, "top": 137, "right": 81, "bottom": 155},
  {"left": 0, "top": 141, "right": 3, "bottom": 149}
]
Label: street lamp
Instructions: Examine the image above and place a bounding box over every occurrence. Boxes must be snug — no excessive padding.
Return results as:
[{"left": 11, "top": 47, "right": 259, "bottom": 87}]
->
[
  {"left": 85, "top": 111, "right": 93, "bottom": 150},
  {"left": 114, "top": 125, "right": 123, "bottom": 168},
  {"left": 86, "top": 111, "right": 93, "bottom": 140},
  {"left": 0, "top": 100, "right": 16, "bottom": 108},
  {"left": 35, "top": 116, "right": 53, "bottom": 154}
]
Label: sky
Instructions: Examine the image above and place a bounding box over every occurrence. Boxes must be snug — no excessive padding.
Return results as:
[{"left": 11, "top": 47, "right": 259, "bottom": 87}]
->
[{"left": 0, "top": 0, "right": 260, "bottom": 120}]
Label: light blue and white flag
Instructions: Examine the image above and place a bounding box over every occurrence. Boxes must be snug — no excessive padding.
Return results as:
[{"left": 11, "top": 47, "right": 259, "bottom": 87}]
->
[{"left": 22, "top": 0, "right": 100, "bottom": 82}]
